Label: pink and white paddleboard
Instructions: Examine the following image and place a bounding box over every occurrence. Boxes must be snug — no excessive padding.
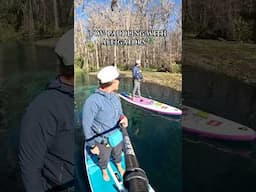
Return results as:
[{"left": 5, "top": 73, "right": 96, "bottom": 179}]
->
[
  {"left": 182, "top": 105, "right": 256, "bottom": 141},
  {"left": 119, "top": 92, "right": 182, "bottom": 116}
]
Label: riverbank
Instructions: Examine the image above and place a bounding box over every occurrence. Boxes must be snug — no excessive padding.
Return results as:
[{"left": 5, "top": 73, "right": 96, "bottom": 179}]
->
[
  {"left": 0, "top": 27, "right": 59, "bottom": 48},
  {"left": 80, "top": 69, "right": 182, "bottom": 92},
  {"left": 34, "top": 38, "right": 57, "bottom": 47},
  {"left": 183, "top": 38, "right": 256, "bottom": 84},
  {"left": 120, "top": 71, "right": 181, "bottom": 92}
]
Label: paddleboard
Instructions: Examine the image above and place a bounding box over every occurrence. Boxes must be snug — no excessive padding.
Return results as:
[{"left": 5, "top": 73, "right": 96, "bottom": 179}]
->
[
  {"left": 119, "top": 92, "right": 182, "bottom": 116},
  {"left": 182, "top": 105, "right": 256, "bottom": 141},
  {"left": 84, "top": 146, "right": 155, "bottom": 192}
]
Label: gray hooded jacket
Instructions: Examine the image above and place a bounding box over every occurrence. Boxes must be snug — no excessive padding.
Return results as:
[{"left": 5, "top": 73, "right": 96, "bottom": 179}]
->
[{"left": 19, "top": 77, "right": 74, "bottom": 192}]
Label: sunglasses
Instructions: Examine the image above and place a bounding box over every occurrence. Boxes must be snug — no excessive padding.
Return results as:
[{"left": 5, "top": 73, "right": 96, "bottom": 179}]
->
[{"left": 115, "top": 77, "right": 121, "bottom": 81}]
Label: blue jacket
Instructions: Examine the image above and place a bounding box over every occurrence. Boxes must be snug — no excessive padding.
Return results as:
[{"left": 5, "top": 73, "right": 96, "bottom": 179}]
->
[
  {"left": 132, "top": 65, "right": 143, "bottom": 80},
  {"left": 19, "top": 77, "right": 74, "bottom": 192},
  {"left": 82, "top": 89, "right": 123, "bottom": 146}
]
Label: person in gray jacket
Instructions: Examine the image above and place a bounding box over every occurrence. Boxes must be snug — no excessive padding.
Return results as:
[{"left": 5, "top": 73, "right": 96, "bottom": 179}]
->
[
  {"left": 82, "top": 66, "right": 128, "bottom": 181},
  {"left": 18, "top": 29, "right": 74, "bottom": 192},
  {"left": 132, "top": 59, "right": 143, "bottom": 100}
]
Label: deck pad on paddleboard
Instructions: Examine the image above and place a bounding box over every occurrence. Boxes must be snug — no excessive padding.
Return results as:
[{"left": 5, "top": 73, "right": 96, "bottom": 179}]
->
[
  {"left": 85, "top": 147, "right": 125, "bottom": 192},
  {"left": 182, "top": 105, "right": 256, "bottom": 141},
  {"left": 84, "top": 147, "right": 155, "bottom": 192},
  {"left": 119, "top": 92, "right": 182, "bottom": 116}
]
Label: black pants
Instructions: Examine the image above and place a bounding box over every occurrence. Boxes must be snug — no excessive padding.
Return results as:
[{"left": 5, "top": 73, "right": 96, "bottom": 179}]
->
[{"left": 96, "top": 141, "right": 123, "bottom": 169}]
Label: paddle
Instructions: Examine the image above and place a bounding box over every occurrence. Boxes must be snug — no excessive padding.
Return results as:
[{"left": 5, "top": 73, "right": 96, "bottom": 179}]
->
[{"left": 120, "top": 126, "right": 149, "bottom": 192}]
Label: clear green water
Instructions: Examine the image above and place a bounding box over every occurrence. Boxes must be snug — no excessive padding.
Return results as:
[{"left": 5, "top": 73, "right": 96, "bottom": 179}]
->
[
  {"left": 3, "top": 43, "right": 255, "bottom": 192},
  {"left": 75, "top": 73, "right": 182, "bottom": 192}
]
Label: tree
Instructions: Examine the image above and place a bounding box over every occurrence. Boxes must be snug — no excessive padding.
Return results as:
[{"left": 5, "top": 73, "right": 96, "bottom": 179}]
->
[
  {"left": 183, "top": 0, "right": 256, "bottom": 42},
  {"left": 53, "top": 0, "right": 59, "bottom": 32},
  {"left": 75, "top": 0, "right": 182, "bottom": 72},
  {"left": 0, "top": 0, "right": 73, "bottom": 40}
]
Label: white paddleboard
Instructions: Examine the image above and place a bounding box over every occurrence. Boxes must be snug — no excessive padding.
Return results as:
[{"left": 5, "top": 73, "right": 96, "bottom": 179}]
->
[
  {"left": 182, "top": 105, "right": 256, "bottom": 141},
  {"left": 119, "top": 92, "right": 182, "bottom": 116}
]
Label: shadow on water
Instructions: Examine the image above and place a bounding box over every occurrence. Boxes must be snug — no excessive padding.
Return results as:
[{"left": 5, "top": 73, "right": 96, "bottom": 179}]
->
[{"left": 75, "top": 73, "right": 182, "bottom": 192}]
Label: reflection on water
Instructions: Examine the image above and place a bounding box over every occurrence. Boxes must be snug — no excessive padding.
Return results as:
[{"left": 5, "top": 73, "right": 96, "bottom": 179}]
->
[
  {"left": 0, "top": 42, "right": 57, "bottom": 78},
  {"left": 75, "top": 73, "right": 182, "bottom": 192}
]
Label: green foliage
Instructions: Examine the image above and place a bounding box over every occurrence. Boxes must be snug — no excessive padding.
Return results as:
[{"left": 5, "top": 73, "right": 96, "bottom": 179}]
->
[
  {"left": 171, "top": 63, "right": 181, "bottom": 73},
  {"left": 75, "top": 65, "right": 84, "bottom": 74},
  {"left": 118, "top": 64, "right": 130, "bottom": 71},
  {"left": 0, "top": 0, "right": 73, "bottom": 41},
  {"left": 75, "top": 56, "right": 84, "bottom": 68},
  {"left": 233, "top": 16, "right": 253, "bottom": 42},
  {"left": 0, "top": 25, "right": 20, "bottom": 42},
  {"left": 146, "top": 37, "right": 155, "bottom": 45},
  {"left": 183, "top": 0, "right": 256, "bottom": 42},
  {"left": 89, "top": 64, "right": 98, "bottom": 72},
  {"left": 143, "top": 67, "right": 158, "bottom": 72},
  {"left": 87, "top": 42, "right": 95, "bottom": 52}
]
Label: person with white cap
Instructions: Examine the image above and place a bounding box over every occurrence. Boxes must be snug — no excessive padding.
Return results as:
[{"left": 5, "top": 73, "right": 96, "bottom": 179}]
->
[
  {"left": 19, "top": 29, "right": 74, "bottom": 192},
  {"left": 132, "top": 59, "right": 144, "bottom": 100},
  {"left": 82, "top": 66, "right": 128, "bottom": 181}
]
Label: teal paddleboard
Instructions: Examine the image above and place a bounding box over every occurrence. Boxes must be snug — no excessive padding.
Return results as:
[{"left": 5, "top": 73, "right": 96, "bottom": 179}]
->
[
  {"left": 84, "top": 146, "right": 155, "bottom": 192},
  {"left": 85, "top": 146, "right": 126, "bottom": 192}
]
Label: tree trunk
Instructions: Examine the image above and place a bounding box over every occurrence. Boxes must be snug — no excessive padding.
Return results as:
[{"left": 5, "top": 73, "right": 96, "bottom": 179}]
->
[
  {"left": 84, "top": 50, "right": 89, "bottom": 71},
  {"left": 169, "top": 34, "right": 173, "bottom": 71},
  {"left": 53, "top": 0, "right": 59, "bottom": 32},
  {"left": 114, "top": 45, "right": 117, "bottom": 66},
  {"left": 29, "top": 0, "right": 34, "bottom": 36},
  {"left": 122, "top": 47, "right": 126, "bottom": 68},
  {"left": 153, "top": 46, "right": 155, "bottom": 67},
  {"left": 95, "top": 41, "right": 100, "bottom": 70}
]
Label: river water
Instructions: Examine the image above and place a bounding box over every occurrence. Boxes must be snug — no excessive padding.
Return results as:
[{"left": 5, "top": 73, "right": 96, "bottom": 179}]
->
[
  {"left": 1, "top": 42, "right": 255, "bottom": 192},
  {"left": 75, "top": 73, "right": 183, "bottom": 192},
  {"left": 183, "top": 66, "right": 256, "bottom": 192}
]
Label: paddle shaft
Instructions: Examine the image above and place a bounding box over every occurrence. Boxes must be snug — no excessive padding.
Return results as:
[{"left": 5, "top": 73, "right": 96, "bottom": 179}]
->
[{"left": 121, "top": 127, "right": 148, "bottom": 192}]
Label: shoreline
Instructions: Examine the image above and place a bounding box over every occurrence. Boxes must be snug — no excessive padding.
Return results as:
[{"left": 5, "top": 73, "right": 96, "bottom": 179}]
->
[
  {"left": 33, "top": 38, "right": 57, "bottom": 47},
  {"left": 183, "top": 38, "right": 256, "bottom": 84},
  {"left": 86, "top": 70, "right": 182, "bottom": 91},
  {"left": 120, "top": 71, "right": 181, "bottom": 92}
]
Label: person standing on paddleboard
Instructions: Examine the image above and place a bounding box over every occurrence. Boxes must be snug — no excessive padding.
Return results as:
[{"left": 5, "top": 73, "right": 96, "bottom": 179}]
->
[
  {"left": 18, "top": 29, "right": 74, "bottom": 192},
  {"left": 132, "top": 59, "right": 144, "bottom": 100},
  {"left": 82, "top": 66, "right": 128, "bottom": 181}
]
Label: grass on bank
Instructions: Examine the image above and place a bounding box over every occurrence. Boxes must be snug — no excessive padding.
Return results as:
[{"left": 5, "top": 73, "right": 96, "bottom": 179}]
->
[
  {"left": 183, "top": 38, "right": 256, "bottom": 84},
  {"left": 119, "top": 71, "right": 181, "bottom": 91},
  {"left": 77, "top": 66, "right": 182, "bottom": 92}
]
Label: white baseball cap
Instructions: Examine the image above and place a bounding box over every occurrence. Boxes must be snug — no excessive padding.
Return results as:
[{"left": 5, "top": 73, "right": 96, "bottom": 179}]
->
[
  {"left": 97, "top": 66, "right": 120, "bottom": 83},
  {"left": 136, "top": 59, "right": 141, "bottom": 64},
  {"left": 55, "top": 29, "right": 74, "bottom": 66}
]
